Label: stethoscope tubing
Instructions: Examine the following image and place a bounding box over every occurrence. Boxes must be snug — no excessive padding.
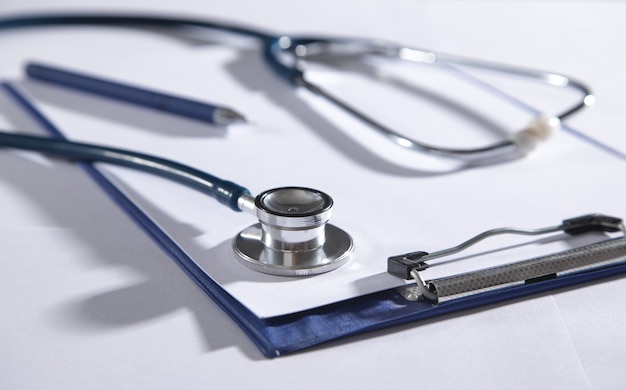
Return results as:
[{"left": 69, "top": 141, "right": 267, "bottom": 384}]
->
[
  {"left": 0, "top": 12, "right": 595, "bottom": 178},
  {"left": 0, "top": 82, "right": 250, "bottom": 212},
  {"left": 0, "top": 13, "right": 274, "bottom": 40}
]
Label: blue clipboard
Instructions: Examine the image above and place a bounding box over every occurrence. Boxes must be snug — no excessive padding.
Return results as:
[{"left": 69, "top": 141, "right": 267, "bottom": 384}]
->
[
  {"left": 4, "top": 80, "right": 626, "bottom": 359},
  {"left": 45, "top": 164, "right": 626, "bottom": 357}
]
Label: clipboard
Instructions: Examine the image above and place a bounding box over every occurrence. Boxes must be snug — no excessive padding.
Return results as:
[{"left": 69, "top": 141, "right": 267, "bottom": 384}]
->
[
  {"left": 69, "top": 170, "right": 626, "bottom": 358},
  {"left": 3, "top": 47, "right": 626, "bottom": 358}
]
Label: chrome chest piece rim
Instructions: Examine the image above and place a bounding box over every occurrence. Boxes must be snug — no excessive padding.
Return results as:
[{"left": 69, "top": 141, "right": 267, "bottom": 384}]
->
[{"left": 232, "top": 187, "right": 354, "bottom": 276}]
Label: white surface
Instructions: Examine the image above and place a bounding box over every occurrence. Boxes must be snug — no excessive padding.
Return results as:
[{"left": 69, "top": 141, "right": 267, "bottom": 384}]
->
[
  {"left": 1, "top": 1, "right": 626, "bottom": 389},
  {"left": 10, "top": 58, "right": 624, "bottom": 318},
  {"left": 2, "top": 11, "right": 624, "bottom": 318}
]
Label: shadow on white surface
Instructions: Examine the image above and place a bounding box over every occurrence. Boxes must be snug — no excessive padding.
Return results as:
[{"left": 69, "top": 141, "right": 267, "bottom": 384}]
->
[{"left": 0, "top": 92, "right": 267, "bottom": 360}]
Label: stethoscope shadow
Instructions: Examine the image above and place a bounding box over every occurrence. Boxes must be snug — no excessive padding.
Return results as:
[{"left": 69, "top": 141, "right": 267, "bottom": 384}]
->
[
  {"left": 223, "top": 49, "right": 452, "bottom": 177},
  {"left": 0, "top": 153, "right": 267, "bottom": 359},
  {"left": 18, "top": 27, "right": 518, "bottom": 176},
  {"left": 0, "top": 27, "right": 526, "bottom": 360},
  {"left": 302, "top": 52, "right": 512, "bottom": 139},
  {"left": 223, "top": 48, "right": 521, "bottom": 175},
  {"left": 109, "top": 178, "right": 308, "bottom": 286},
  {"left": 0, "top": 92, "right": 267, "bottom": 359}
]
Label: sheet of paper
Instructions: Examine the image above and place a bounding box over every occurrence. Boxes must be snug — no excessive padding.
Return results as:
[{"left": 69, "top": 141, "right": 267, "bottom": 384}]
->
[{"left": 2, "top": 25, "right": 625, "bottom": 318}]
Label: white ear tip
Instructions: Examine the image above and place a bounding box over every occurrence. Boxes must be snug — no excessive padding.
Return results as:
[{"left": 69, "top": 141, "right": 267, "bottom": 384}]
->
[
  {"left": 512, "top": 115, "right": 561, "bottom": 155},
  {"left": 528, "top": 116, "right": 561, "bottom": 139}
]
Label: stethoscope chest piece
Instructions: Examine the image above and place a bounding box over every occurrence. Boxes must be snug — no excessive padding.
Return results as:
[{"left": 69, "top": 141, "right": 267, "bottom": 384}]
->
[{"left": 232, "top": 187, "right": 354, "bottom": 276}]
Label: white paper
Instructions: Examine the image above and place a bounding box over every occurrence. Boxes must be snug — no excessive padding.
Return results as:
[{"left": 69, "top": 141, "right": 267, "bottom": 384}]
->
[{"left": 3, "top": 26, "right": 625, "bottom": 318}]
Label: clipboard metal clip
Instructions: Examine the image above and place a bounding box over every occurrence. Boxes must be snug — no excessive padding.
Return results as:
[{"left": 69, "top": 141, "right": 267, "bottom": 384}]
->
[{"left": 388, "top": 214, "right": 626, "bottom": 303}]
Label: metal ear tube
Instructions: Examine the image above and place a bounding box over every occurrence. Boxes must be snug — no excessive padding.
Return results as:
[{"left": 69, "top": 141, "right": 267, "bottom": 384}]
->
[
  {"left": 266, "top": 37, "right": 592, "bottom": 161},
  {"left": 0, "top": 13, "right": 596, "bottom": 163}
]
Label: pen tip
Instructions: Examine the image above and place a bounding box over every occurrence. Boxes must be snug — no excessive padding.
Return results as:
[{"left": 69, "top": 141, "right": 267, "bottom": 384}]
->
[{"left": 213, "top": 107, "right": 248, "bottom": 126}]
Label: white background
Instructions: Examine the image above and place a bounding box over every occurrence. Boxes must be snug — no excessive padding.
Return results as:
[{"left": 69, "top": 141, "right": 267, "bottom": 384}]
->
[{"left": 1, "top": 1, "right": 626, "bottom": 389}]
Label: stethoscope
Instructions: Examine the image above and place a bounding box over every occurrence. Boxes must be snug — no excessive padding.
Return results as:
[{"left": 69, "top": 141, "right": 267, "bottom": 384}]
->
[{"left": 0, "top": 13, "right": 594, "bottom": 276}]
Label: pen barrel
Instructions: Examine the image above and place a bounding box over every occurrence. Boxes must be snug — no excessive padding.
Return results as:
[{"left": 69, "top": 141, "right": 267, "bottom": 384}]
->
[
  {"left": 26, "top": 63, "right": 218, "bottom": 123},
  {"left": 429, "top": 237, "right": 626, "bottom": 302}
]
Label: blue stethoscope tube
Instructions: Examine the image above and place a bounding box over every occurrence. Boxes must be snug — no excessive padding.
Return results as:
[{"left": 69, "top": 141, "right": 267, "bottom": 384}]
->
[
  {"left": 1, "top": 82, "right": 250, "bottom": 212},
  {"left": 0, "top": 13, "right": 297, "bottom": 81},
  {"left": 1, "top": 80, "right": 354, "bottom": 276},
  {"left": 0, "top": 14, "right": 300, "bottom": 80},
  {"left": 0, "top": 12, "right": 596, "bottom": 275},
  {"left": 0, "top": 14, "right": 274, "bottom": 40}
]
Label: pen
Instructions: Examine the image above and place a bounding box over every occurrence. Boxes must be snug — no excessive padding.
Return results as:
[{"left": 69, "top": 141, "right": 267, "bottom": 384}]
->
[{"left": 25, "top": 62, "right": 247, "bottom": 126}]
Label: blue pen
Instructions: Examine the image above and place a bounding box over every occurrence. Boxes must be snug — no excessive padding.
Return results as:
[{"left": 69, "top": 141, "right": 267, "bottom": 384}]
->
[{"left": 25, "top": 62, "right": 246, "bottom": 126}]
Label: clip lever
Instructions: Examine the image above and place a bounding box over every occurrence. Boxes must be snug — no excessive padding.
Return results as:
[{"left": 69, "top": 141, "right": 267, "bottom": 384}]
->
[
  {"left": 562, "top": 214, "right": 624, "bottom": 235},
  {"left": 389, "top": 214, "right": 626, "bottom": 303},
  {"left": 387, "top": 251, "right": 429, "bottom": 280}
]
